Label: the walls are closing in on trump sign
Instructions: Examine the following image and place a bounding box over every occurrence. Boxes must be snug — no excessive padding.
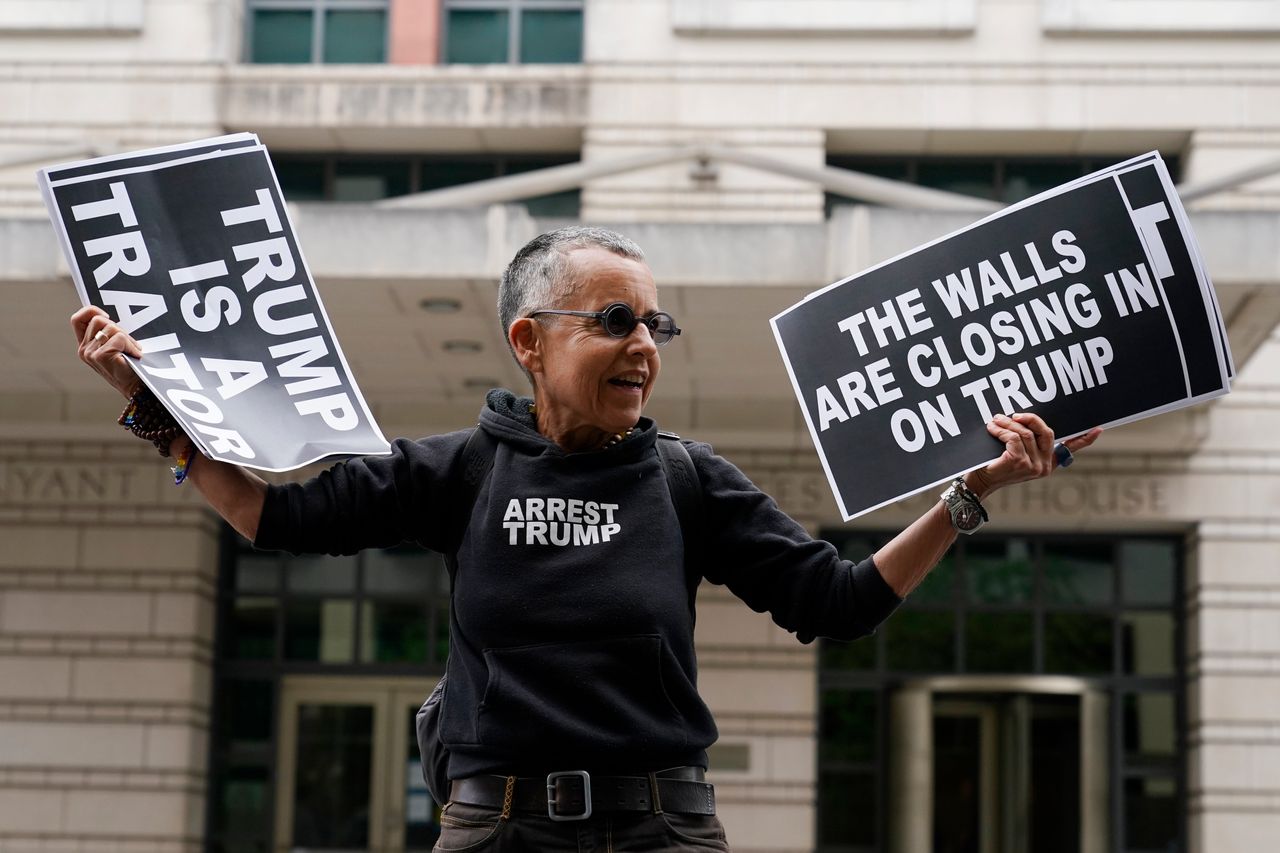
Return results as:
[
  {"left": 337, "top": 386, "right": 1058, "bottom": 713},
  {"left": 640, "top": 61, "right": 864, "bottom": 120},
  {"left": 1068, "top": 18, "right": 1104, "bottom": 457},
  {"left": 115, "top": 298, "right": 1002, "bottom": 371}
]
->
[{"left": 773, "top": 154, "right": 1232, "bottom": 521}]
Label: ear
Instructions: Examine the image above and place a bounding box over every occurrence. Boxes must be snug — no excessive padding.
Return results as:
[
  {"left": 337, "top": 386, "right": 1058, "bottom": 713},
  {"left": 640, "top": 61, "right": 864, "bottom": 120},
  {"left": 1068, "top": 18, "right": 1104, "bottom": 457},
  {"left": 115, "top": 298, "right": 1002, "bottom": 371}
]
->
[{"left": 509, "top": 317, "right": 543, "bottom": 377}]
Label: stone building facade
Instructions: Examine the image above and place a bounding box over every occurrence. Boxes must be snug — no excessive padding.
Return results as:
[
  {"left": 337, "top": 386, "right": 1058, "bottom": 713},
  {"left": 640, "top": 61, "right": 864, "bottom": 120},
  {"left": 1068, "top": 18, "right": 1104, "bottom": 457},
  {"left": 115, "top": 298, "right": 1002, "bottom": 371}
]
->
[{"left": 1, "top": 1, "right": 1278, "bottom": 852}]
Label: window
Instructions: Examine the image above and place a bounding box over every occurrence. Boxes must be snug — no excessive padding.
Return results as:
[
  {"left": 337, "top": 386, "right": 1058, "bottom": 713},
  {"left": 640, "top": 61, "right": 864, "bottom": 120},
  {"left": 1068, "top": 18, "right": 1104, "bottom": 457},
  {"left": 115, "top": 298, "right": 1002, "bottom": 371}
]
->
[
  {"left": 817, "top": 533, "right": 1185, "bottom": 853},
  {"left": 247, "top": 0, "right": 388, "bottom": 64},
  {"left": 824, "top": 155, "right": 1183, "bottom": 214},
  {"left": 444, "top": 0, "right": 583, "bottom": 64},
  {"left": 206, "top": 532, "right": 451, "bottom": 852},
  {"left": 819, "top": 688, "right": 881, "bottom": 849},
  {"left": 219, "top": 542, "right": 451, "bottom": 667},
  {"left": 271, "top": 152, "right": 582, "bottom": 216}
]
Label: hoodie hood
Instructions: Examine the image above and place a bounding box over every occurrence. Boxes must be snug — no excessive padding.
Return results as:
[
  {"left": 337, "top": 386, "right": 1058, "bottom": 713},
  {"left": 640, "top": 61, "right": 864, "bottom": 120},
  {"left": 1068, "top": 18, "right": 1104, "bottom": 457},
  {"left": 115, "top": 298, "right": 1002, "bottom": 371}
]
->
[
  {"left": 480, "top": 388, "right": 656, "bottom": 462},
  {"left": 484, "top": 387, "right": 538, "bottom": 430}
]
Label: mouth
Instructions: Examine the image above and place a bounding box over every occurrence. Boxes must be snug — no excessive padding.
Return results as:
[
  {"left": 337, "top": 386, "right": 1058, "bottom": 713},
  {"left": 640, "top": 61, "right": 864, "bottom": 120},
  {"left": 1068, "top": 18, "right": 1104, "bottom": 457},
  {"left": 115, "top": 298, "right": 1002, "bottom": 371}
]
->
[{"left": 607, "top": 372, "right": 646, "bottom": 391}]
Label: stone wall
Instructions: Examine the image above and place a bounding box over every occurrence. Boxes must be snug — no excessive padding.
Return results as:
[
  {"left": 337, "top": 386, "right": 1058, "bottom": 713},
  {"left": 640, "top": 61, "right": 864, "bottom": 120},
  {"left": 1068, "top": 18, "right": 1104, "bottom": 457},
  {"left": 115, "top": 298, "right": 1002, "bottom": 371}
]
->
[{"left": 0, "top": 439, "right": 217, "bottom": 853}]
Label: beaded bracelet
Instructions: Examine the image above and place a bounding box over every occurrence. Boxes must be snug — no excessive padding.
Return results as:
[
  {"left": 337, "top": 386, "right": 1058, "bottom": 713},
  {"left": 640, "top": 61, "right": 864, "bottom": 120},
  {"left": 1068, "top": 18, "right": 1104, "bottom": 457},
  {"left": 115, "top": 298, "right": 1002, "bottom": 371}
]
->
[
  {"left": 170, "top": 440, "right": 196, "bottom": 485},
  {"left": 118, "top": 386, "right": 181, "bottom": 457}
]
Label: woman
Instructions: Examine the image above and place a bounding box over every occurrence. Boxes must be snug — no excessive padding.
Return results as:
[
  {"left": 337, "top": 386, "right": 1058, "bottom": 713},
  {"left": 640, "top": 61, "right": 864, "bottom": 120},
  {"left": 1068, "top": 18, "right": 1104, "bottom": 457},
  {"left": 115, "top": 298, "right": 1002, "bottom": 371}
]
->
[{"left": 73, "top": 226, "right": 1099, "bottom": 851}]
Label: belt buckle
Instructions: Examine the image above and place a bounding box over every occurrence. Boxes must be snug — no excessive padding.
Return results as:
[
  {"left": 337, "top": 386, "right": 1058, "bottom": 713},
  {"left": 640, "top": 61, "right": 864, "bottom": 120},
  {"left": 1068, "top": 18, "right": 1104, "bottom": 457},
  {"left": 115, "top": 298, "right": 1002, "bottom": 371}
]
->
[{"left": 546, "top": 770, "right": 592, "bottom": 822}]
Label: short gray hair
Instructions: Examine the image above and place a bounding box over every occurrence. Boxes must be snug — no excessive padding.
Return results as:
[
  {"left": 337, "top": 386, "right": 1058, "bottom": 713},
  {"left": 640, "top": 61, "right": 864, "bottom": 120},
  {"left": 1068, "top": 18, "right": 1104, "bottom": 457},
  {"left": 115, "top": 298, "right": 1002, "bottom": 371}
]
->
[{"left": 498, "top": 226, "right": 646, "bottom": 382}]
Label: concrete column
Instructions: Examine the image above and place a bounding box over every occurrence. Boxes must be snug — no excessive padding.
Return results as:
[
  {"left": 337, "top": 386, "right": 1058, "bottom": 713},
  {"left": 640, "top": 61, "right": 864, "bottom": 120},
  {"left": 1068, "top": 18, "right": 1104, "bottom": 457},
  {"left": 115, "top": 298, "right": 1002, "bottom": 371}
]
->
[
  {"left": 0, "top": 439, "right": 218, "bottom": 853},
  {"left": 888, "top": 686, "right": 931, "bottom": 853},
  {"left": 694, "top": 586, "right": 820, "bottom": 852},
  {"left": 1187, "top": 532, "right": 1280, "bottom": 852},
  {"left": 1081, "top": 690, "right": 1110, "bottom": 853},
  {"left": 1183, "top": 129, "right": 1280, "bottom": 212}
]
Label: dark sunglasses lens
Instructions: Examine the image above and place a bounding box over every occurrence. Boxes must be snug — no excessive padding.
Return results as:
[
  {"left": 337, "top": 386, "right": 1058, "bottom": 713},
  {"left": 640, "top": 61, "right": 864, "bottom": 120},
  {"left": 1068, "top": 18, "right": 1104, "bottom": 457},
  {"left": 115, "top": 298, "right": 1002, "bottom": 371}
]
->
[
  {"left": 648, "top": 313, "right": 678, "bottom": 344},
  {"left": 601, "top": 303, "right": 636, "bottom": 337}
]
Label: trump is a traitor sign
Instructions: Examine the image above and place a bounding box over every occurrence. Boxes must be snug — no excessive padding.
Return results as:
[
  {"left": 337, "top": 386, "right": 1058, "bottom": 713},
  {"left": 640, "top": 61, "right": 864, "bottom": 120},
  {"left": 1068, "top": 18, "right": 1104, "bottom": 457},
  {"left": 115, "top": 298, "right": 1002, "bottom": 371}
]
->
[{"left": 39, "top": 135, "right": 389, "bottom": 472}]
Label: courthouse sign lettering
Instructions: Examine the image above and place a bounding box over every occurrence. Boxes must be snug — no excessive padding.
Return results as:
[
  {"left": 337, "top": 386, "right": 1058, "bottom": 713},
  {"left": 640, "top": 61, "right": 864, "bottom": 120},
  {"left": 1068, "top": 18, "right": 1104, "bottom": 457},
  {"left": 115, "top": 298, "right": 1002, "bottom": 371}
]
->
[{"left": 0, "top": 461, "right": 139, "bottom": 505}]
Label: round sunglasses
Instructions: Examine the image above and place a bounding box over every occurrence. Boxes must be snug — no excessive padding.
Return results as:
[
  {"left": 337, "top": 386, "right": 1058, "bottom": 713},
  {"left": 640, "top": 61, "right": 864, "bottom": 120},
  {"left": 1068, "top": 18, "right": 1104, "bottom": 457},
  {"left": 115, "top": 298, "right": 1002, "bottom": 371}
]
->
[{"left": 528, "top": 302, "right": 682, "bottom": 346}]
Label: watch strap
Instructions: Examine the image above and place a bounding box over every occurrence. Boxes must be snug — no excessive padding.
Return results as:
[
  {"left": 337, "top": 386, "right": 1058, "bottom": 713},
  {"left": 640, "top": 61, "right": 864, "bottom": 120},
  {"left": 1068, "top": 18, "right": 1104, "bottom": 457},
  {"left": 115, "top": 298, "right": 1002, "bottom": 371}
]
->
[{"left": 949, "top": 477, "right": 988, "bottom": 522}]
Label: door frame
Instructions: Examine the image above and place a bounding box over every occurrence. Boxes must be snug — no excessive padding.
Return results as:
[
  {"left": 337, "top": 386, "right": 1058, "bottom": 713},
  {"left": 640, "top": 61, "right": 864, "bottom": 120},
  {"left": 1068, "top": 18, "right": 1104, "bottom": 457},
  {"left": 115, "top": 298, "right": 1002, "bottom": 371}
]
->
[
  {"left": 273, "top": 675, "right": 438, "bottom": 853},
  {"left": 888, "top": 676, "right": 1109, "bottom": 853}
]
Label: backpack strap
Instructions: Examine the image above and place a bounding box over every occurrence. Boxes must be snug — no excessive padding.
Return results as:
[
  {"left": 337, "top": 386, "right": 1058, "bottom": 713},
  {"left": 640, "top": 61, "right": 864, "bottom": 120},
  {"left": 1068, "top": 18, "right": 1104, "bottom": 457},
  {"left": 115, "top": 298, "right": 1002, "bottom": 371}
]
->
[
  {"left": 444, "top": 426, "right": 498, "bottom": 584},
  {"left": 429, "top": 427, "right": 498, "bottom": 797},
  {"left": 655, "top": 430, "right": 705, "bottom": 619}
]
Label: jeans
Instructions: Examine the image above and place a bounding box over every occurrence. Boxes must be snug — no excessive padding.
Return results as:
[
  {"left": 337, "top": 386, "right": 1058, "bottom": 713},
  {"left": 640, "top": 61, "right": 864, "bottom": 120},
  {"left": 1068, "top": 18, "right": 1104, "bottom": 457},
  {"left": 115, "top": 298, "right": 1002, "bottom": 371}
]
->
[{"left": 434, "top": 800, "right": 732, "bottom": 852}]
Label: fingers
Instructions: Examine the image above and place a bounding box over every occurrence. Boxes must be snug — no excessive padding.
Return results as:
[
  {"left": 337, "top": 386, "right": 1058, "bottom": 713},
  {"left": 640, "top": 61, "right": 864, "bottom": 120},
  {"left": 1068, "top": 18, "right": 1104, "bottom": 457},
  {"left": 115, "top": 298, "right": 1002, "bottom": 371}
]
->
[
  {"left": 1012, "top": 412, "right": 1054, "bottom": 460},
  {"left": 992, "top": 413, "right": 1048, "bottom": 476},
  {"left": 77, "top": 311, "right": 139, "bottom": 362},
  {"left": 75, "top": 310, "right": 108, "bottom": 361},
  {"left": 1064, "top": 427, "right": 1103, "bottom": 454},
  {"left": 104, "top": 329, "right": 142, "bottom": 360},
  {"left": 985, "top": 412, "right": 1056, "bottom": 481},
  {"left": 79, "top": 315, "right": 111, "bottom": 366},
  {"left": 982, "top": 415, "right": 1101, "bottom": 492},
  {"left": 80, "top": 313, "right": 113, "bottom": 350},
  {"left": 1005, "top": 414, "right": 1039, "bottom": 467},
  {"left": 72, "top": 309, "right": 143, "bottom": 397},
  {"left": 70, "top": 305, "right": 107, "bottom": 343},
  {"left": 81, "top": 314, "right": 141, "bottom": 359}
]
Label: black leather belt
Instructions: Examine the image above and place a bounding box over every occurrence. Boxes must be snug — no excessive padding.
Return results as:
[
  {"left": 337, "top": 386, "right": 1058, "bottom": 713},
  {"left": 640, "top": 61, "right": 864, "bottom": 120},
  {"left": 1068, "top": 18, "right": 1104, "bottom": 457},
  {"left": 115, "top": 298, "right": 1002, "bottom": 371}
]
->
[{"left": 449, "top": 767, "right": 715, "bottom": 821}]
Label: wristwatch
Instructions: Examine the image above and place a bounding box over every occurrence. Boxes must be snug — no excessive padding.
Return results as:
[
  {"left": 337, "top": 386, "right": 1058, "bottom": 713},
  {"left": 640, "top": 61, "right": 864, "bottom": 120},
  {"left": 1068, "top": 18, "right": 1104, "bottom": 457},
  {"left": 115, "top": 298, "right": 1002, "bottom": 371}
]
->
[{"left": 941, "top": 477, "right": 988, "bottom": 534}]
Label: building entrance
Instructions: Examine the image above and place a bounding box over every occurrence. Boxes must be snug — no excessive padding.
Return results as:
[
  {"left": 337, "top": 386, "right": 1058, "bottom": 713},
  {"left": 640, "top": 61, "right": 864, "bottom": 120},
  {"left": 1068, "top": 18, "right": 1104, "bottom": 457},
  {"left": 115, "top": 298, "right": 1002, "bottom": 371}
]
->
[
  {"left": 272, "top": 676, "right": 440, "bottom": 853},
  {"left": 815, "top": 532, "right": 1183, "bottom": 853},
  {"left": 889, "top": 678, "right": 1109, "bottom": 853},
  {"left": 933, "top": 693, "right": 1080, "bottom": 853}
]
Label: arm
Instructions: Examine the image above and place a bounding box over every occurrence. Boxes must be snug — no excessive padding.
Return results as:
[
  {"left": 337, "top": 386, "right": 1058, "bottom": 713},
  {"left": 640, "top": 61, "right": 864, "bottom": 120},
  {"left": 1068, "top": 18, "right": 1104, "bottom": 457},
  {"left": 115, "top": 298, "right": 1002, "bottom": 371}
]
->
[
  {"left": 73, "top": 306, "right": 268, "bottom": 539},
  {"left": 872, "top": 413, "right": 1102, "bottom": 597},
  {"left": 177, "top": 436, "right": 268, "bottom": 540},
  {"left": 693, "top": 443, "right": 901, "bottom": 643},
  {"left": 254, "top": 433, "right": 469, "bottom": 556},
  {"left": 692, "top": 413, "right": 1100, "bottom": 642},
  {"left": 72, "top": 305, "right": 462, "bottom": 552}
]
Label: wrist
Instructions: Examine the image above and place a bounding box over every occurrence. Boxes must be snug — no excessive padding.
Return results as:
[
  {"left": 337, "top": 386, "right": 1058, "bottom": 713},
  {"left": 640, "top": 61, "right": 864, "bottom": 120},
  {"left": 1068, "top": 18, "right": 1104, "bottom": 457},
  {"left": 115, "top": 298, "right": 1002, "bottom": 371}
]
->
[
  {"left": 168, "top": 433, "right": 194, "bottom": 459},
  {"left": 118, "top": 388, "right": 182, "bottom": 457},
  {"left": 169, "top": 436, "right": 198, "bottom": 485},
  {"left": 964, "top": 469, "right": 995, "bottom": 500},
  {"left": 941, "top": 477, "right": 989, "bottom": 534}
]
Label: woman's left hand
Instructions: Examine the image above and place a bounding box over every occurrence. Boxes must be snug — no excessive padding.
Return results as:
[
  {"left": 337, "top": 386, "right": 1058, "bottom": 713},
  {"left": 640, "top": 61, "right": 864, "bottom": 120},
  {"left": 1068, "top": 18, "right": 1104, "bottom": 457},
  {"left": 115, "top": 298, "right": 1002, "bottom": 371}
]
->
[{"left": 969, "top": 413, "right": 1102, "bottom": 495}]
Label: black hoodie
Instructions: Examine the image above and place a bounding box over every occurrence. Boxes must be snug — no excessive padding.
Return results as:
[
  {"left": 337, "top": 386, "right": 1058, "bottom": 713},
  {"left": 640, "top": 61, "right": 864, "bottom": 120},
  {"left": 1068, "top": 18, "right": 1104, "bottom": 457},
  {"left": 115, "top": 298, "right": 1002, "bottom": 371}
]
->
[{"left": 255, "top": 390, "right": 900, "bottom": 778}]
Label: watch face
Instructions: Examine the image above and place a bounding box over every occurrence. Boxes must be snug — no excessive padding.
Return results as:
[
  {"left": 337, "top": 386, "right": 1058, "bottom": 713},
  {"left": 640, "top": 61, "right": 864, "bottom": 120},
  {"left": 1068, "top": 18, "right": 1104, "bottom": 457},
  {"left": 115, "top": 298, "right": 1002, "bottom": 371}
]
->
[{"left": 954, "top": 503, "right": 983, "bottom": 531}]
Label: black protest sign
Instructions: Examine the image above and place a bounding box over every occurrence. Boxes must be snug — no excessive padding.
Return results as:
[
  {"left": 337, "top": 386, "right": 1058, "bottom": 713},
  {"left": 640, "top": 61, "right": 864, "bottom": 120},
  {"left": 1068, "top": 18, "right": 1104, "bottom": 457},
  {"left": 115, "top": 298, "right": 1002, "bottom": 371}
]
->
[
  {"left": 41, "top": 133, "right": 259, "bottom": 187},
  {"left": 42, "top": 145, "right": 389, "bottom": 471},
  {"left": 772, "top": 156, "right": 1230, "bottom": 521}
]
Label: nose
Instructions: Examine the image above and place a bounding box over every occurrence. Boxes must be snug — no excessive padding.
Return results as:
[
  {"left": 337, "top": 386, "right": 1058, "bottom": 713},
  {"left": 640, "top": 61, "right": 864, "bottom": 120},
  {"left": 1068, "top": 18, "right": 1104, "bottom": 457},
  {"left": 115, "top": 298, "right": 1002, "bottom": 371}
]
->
[{"left": 627, "top": 319, "right": 658, "bottom": 357}]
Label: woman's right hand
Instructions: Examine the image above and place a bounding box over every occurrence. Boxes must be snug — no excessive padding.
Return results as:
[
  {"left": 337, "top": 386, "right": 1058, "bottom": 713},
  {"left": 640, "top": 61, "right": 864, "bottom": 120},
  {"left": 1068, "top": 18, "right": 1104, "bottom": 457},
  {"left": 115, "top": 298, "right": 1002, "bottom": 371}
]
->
[{"left": 71, "top": 306, "right": 144, "bottom": 399}]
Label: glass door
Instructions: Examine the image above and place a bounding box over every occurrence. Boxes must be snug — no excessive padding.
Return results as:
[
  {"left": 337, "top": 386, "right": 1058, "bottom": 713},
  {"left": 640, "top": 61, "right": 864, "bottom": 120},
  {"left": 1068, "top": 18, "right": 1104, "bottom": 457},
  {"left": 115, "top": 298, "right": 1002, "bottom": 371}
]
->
[
  {"left": 932, "top": 694, "right": 1082, "bottom": 853},
  {"left": 889, "top": 680, "right": 1109, "bottom": 853},
  {"left": 274, "top": 676, "right": 442, "bottom": 853}
]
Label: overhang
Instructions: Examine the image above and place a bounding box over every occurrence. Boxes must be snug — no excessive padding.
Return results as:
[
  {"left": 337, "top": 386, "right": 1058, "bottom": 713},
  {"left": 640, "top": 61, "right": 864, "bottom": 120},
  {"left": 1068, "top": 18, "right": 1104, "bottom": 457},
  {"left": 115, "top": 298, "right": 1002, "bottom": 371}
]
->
[{"left": 3, "top": 206, "right": 1276, "bottom": 452}]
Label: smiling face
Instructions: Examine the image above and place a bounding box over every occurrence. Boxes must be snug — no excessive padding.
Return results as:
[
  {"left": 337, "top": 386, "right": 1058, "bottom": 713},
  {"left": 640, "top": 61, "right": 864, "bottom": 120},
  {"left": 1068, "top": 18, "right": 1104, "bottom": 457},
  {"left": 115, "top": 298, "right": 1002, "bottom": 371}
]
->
[{"left": 509, "top": 245, "right": 662, "bottom": 451}]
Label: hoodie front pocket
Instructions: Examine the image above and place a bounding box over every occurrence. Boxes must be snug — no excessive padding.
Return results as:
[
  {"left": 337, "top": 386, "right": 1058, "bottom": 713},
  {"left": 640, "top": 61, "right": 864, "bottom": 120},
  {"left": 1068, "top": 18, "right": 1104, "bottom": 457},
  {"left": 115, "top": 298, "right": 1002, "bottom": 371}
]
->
[{"left": 477, "top": 634, "right": 686, "bottom": 754}]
